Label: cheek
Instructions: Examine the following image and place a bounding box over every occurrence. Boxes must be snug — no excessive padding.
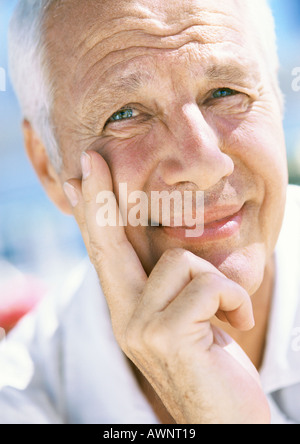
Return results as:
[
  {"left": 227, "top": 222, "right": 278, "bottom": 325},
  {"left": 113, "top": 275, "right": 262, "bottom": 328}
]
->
[
  {"left": 97, "top": 132, "right": 165, "bottom": 273},
  {"left": 226, "top": 116, "right": 288, "bottom": 252},
  {"left": 223, "top": 112, "right": 288, "bottom": 192},
  {"left": 101, "top": 131, "right": 162, "bottom": 195}
]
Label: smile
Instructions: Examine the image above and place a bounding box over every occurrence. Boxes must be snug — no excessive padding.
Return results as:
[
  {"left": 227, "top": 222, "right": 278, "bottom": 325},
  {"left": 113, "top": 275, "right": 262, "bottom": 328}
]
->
[{"left": 160, "top": 204, "right": 245, "bottom": 242}]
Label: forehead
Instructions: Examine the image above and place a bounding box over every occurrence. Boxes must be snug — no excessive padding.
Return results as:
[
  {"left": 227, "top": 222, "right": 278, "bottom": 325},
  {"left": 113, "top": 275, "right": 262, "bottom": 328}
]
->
[
  {"left": 47, "top": 0, "right": 256, "bottom": 74},
  {"left": 51, "top": 0, "right": 247, "bottom": 32},
  {"left": 46, "top": 0, "right": 261, "bottom": 129}
]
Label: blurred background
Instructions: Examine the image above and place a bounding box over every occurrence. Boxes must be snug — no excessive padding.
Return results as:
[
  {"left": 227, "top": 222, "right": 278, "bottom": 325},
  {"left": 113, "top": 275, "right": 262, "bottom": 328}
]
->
[
  {"left": 0, "top": 0, "right": 300, "bottom": 322},
  {"left": 0, "top": 0, "right": 86, "bottom": 326}
]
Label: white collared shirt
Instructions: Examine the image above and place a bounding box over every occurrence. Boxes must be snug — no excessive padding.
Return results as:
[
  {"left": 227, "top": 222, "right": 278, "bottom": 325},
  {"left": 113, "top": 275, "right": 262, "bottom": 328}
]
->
[
  {"left": 0, "top": 186, "right": 300, "bottom": 424},
  {"left": 259, "top": 185, "right": 300, "bottom": 423}
]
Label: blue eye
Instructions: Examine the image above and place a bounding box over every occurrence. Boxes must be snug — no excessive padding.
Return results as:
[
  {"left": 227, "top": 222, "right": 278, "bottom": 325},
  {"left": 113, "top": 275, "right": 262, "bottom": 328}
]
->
[
  {"left": 109, "top": 108, "right": 134, "bottom": 122},
  {"left": 212, "top": 88, "right": 238, "bottom": 99}
]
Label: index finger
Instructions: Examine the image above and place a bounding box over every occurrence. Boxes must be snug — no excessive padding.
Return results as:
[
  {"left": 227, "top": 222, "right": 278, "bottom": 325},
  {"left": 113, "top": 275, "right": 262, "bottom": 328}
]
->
[{"left": 65, "top": 151, "right": 147, "bottom": 335}]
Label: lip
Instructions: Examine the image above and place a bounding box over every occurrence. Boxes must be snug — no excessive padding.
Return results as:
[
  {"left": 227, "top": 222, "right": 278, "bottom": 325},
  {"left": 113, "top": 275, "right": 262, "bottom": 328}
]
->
[
  {"left": 160, "top": 204, "right": 245, "bottom": 243},
  {"left": 203, "top": 204, "right": 244, "bottom": 225}
]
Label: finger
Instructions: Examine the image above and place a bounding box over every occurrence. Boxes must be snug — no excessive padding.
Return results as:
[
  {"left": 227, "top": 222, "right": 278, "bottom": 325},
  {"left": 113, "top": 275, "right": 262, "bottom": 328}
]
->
[
  {"left": 70, "top": 151, "right": 147, "bottom": 332},
  {"left": 165, "top": 271, "right": 254, "bottom": 331},
  {"left": 140, "top": 248, "right": 254, "bottom": 331},
  {"left": 141, "top": 248, "right": 225, "bottom": 313}
]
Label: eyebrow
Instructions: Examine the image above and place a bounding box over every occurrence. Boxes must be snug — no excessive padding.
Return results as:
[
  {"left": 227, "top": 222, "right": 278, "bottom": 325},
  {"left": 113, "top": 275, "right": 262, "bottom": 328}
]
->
[
  {"left": 97, "top": 60, "right": 258, "bottom": 97},
  {"left": 80, "top": 70, "right": 154, "bottom": 131},
  {"left": 115, "top": 70, "right": 155, "bottom": 92},
  {"left": 105, "top": 59, "right": 260, "bottom": 93},
  {"left": 204, "top": 61, "right": 260, "bottom": 87},
  {"left": 81, "top": 58, "right": 260, "bottom": 132}
]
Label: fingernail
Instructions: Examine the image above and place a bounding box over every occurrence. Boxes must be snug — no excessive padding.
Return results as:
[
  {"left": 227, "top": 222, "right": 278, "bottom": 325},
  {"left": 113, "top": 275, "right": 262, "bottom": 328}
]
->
[
  {"left": 81, "top": 152, "right": 91, "bottom": 180},
  {"left": 63, "top": 182, "right": 79, "bottom": 207}
]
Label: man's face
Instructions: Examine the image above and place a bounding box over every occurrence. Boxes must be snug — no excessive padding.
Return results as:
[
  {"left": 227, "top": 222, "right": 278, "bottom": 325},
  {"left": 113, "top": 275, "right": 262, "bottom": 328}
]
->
[{"left": 48, "top": 0, "right": 288, "bottom": 295}]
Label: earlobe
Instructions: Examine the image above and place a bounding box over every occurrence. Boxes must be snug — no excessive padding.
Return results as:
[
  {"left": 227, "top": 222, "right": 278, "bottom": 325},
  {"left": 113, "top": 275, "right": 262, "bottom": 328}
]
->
[{"left": 22, "top": 120, "right": 72, "bottom": 215}]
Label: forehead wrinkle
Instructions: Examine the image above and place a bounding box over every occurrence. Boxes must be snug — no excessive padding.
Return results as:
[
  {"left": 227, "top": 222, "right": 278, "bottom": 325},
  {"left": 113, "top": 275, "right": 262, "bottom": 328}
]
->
[
  {"left": 73, "top": 14, "right": 245, "bottom": 91},
  {"left": 72, "top": 4, "right": 242, "bottom": 56},
  {"left": 74, "top": 28, "right": 204, "bottom": 91},
  {"left": 78, "top": 35, "right": 256, "bottom": 106},
  {"left": 49, "top": 0, "right": 260, "bottom": 89},
  {"left": 76, "top": 19, "right": 242, "bottom": 62},
  {"left": 70, "top": 6, "right": 261, "bottom": 134},
  {"left": 76, "top": 37, "right": 248, "bottom": 104}
]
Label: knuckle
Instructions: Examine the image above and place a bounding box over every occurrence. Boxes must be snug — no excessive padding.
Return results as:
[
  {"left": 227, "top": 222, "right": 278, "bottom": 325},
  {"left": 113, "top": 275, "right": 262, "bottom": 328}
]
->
[
  {"left": 193, "top": 271, "right": 223, "bottom": 308},
  {"left": 160, "top": 247, "right": 190, "bottom": 265},
  {"left": 142, "top": 317, "right": 171, "bottom": 355},
  {"left": 124, "top": 316, "right": 170, "bottom": 358},
  {"left": 196, "top": 270, "right": 221, "bottom": 286},
  {"left": 82, "top": 188, "right": 96, "bottom": 206}
]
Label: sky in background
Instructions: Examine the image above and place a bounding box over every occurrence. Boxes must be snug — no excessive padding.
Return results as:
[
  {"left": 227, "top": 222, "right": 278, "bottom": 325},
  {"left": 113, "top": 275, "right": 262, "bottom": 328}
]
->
[{"left": 0, "top": 0, "right": 300, "bottom": 287}]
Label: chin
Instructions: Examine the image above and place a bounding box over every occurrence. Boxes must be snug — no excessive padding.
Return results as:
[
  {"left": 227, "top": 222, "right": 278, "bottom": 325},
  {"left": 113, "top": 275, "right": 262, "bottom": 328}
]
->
[
  {"left": 130, "top": 225, "right": 268, "bottom": 296},
  {"left": 215, "top": 244, "right": 267, "bottom": 296}
]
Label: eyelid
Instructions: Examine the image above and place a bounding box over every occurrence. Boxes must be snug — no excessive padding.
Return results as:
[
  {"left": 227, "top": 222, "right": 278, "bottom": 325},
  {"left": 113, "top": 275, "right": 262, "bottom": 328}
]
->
[
  {"left": 203, "top": 87, "right": 253, "bottom": 115},
  {"left": 104, "top": 104, "right": 141, "bottom": 127},
  {"left": 202, "top": 86, "right": 253, "bottom": 104},
  {"left": 211, "top": 87, "right": 240, "bottom": 98}
]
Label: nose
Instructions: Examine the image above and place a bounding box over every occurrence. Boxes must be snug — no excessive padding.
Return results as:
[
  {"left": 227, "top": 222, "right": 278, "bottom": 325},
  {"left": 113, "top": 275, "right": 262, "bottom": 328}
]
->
[{"left": 157, "top": 103, "right": 234, "bottom": 190}]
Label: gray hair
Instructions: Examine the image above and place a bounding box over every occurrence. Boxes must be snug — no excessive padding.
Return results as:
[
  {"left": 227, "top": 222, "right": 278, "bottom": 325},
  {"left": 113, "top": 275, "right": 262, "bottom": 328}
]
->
[
  {"left": 8, "top": 0, "right": 282, "bottom": 172},
  {"left": 8, "top": 0, "right": 62, "bottom": 170}
]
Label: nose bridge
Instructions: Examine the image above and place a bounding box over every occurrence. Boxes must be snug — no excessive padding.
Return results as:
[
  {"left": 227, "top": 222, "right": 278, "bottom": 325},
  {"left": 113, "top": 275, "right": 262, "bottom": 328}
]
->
[
  {"left": 177, "top": 103, "right": 218, "bottom": 156},
  {"left": 159, "top": 102, "right": 234, "bottom": 189}
]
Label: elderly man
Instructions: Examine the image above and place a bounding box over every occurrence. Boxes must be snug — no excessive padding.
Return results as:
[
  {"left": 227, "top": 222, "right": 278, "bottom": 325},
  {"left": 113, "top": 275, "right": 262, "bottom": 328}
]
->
[{"left": 1, "top": 0, "right": 300, "bottom": 424}]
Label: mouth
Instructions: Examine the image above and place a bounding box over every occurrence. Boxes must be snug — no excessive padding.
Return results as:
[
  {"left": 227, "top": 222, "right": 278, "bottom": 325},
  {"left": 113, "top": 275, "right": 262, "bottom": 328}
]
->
[{"left": 156, "top": 203, "right": 245, "bottom": 243}]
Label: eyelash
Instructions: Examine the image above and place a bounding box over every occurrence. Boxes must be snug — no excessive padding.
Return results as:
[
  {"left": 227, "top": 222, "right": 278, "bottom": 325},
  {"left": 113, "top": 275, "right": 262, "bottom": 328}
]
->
[
  {"left": 108, "top": 108, "right": 136, "bottom": 123},
  {"left": 105, "top": 88, "right": 241, "bottom": 126},
  {"left": 211, "top": 88, "right": 239, "bottom": 99}
]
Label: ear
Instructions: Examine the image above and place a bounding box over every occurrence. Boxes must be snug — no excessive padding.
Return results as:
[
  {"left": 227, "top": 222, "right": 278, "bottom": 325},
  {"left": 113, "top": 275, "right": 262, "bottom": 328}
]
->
[{"left": 23, "top": 120, "right": 72, "bottom": 215}]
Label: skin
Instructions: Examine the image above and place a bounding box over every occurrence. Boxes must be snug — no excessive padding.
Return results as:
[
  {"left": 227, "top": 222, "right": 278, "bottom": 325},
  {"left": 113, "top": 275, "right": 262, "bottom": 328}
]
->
[{"left": 23, "top": 0, "right": 289, "bottom": 423}]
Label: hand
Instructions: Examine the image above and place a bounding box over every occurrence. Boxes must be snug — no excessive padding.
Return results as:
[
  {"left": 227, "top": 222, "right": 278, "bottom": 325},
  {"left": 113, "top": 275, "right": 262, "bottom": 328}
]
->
[{"left": 64, "top": 150, "right": 270, "bottom": 424}]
